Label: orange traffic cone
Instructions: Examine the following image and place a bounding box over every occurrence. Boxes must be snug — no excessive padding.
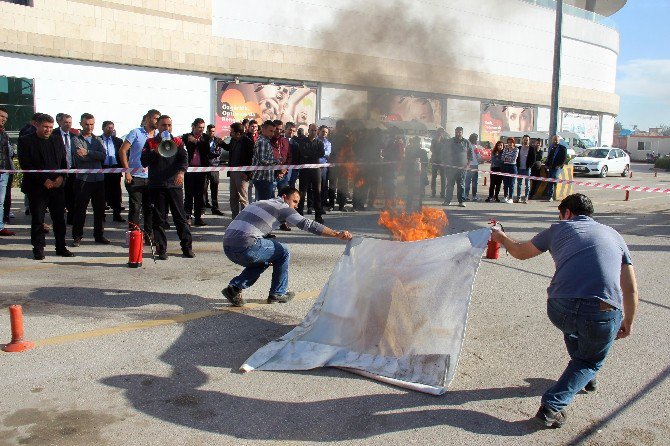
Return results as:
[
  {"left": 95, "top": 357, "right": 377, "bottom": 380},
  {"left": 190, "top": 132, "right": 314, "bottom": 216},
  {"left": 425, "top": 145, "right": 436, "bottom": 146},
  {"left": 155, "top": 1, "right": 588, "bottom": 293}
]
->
[{"left": 2, "top": 305, "right": 35, "bottom": 353}]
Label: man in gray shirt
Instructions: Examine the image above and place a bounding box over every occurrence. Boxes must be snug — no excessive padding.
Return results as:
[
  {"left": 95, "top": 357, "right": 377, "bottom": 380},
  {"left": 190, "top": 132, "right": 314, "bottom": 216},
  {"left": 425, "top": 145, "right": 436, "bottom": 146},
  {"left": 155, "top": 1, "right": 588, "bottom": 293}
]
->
[
  {"left": 491, "top": 193, "right": 639, "bottom": 428},
  {"left": 442, "top": 126, "right": 473, "bottom": 207}
]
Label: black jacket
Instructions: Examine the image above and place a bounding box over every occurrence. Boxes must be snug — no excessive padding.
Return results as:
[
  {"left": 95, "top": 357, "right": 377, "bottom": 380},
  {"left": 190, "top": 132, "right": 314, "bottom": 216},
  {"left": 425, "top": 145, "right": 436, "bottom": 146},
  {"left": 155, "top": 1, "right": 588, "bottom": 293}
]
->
[
  {"left": 18, "top": 133, "right": 67, "bottom": 193},
  {"left": 516, "top": 145, "right": 537, "bottom": 170},
  {"left": 182, "top": 133, "right": 212, "bottom": 168},
  {"left": 222, "top": 134, "right": 254, "bottom": 168},
  {"left": 546, "top": 144, "right": 568, "bottom": 169},
  {"left": 141, "top": 134, "right": 188, "bottom": 188},
  {"left": 296, "top": 137, "right": 325, "bottom": 164}
]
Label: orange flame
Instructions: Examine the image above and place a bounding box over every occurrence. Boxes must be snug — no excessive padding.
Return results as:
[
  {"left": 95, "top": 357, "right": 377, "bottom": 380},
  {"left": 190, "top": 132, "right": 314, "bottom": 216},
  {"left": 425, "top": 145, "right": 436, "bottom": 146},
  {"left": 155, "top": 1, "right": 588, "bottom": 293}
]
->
[{"left": 378, "top": 207, "right": 448, "bottom": 241}]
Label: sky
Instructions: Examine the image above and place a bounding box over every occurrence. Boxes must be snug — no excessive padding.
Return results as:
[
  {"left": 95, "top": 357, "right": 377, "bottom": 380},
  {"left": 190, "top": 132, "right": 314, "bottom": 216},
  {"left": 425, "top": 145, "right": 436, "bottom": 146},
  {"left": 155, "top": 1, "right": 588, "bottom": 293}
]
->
[{"left": 612, "top": 1, "right": 670, "bottom": 130}]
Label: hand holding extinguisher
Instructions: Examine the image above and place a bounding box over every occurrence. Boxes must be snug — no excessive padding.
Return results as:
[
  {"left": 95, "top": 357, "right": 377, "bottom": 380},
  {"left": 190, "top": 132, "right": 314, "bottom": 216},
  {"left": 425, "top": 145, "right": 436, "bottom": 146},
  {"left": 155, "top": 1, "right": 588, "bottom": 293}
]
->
[{"left": 487, "top": 219, "right": 505, "bottom": 260}]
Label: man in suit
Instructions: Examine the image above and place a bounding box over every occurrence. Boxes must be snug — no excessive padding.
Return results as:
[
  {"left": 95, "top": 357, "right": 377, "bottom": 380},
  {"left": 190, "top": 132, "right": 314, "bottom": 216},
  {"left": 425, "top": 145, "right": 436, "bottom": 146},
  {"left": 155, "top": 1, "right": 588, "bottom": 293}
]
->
[
  {"left": 101, "top": 120, "right": 125, "bottom": 222},
  {"left": 182, "top": 118, "right": 212, "bottom": 226},
  {"left": 141, "top": 115, "right": 194, "bottom": 260},
  {"left": 223, "top": 122, "right": 254, "bottom": 219},
  {"left": 545, "top": 135, "right": 568, "bottom": 202},
  {"left": 203, "top": 124, "right": 225, "bottom": 216},
  {"left": 71, "top": 113, "right": 109, "bottom": 246},
  {"left": 50, "top": 113, "right": 77, "bottom": 224},
  {"left": 17, "top": 114, "right": 74, "bottom": 260}
]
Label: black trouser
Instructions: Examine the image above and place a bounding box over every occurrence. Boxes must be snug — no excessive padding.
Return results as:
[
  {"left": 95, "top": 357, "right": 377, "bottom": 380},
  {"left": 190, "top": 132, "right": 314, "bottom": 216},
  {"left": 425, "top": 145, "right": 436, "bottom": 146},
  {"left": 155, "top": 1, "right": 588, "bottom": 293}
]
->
[
  {"left": 64, "top": 173, "right": 76, "bottom": 223},
  {"left": 150, "top": 187, "right": 192, "bottom": 254},
  {"left": 298, "top": 168, "right": 322, "bottom": 217},
  {"left": 72, "top": 179, "right": 105, "bottom": 240},
  {"left": 27, "top": 187, "right": 66, "bottom": 252},
  {"left": 330, "top": 167, "right": 348, "bottom": 208},
  {"left": 320, "top": 167, "right": 334, "bottom": 207},
  {"left": 488, "top": 167, "right": 503, "bottom": 199},
  {"left": 125, "top": 176, "right": 152, "bottom": 232},
  {"left": 104, "top": 170, "right": 123, "bottom": 214},
  {"left": 3, "top": 174, "right": 11, "bottom": 220},
  {"left": 203, "top": 171, "right": 220, "bottom": 210},
  {"left": 184, "top": 172, "right": 206, "bottom": 219},
  {"left": 353, "top": 166, "right": 379, "bottom": 209},
  {"left": 431, "top": 163, "right": 445, "bottom": 197}
]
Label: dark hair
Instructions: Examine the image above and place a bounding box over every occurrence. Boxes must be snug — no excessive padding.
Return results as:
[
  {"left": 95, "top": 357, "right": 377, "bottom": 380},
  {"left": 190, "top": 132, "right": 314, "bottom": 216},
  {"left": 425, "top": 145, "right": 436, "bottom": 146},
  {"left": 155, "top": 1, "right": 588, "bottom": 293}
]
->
[
  {"left": 248, "top": 119, "right": 258, "bottom": 126},
  {"left": 278, "top": 186, "right": 301, "bottom": 198},
  {"left": 318, "top": 125, "right": 329, "bottom": 131},
  {"left": 192, "top": 118, "right": 205, "bottom": 126},
  {"left": 455, "top": 126, "right": 463, "bottom": 132},
  {"left": 31, "top": 112, "right": 42, "bottom": 121},
  {"left": 285, "top": 121, "right": 296, "bottom": 130},
  {"left": 146, "top": 109, "right": 161, "bottom": 118},
  {"left": 535, "top": 138, "right": 543, "bottom": 144},
  {"left": 262, "top": 120, "right": 276, "bottom": 129},
  {"left": 242, "top": 118, "right": 249, "bottom": 125},
  {"left": 272, "top": 119, "right": 283, "bottom": 127},
  {"left": 55, "top": 112, "right": 64, "bottom": 121},
  {"left": 506, "top": 137, "right": 515, "bottom": 143},
  {"left": 0, "top": 106, "right": 7, "bottom": 114},
  {"left": 61, "top": 113, "right": 72, "bottom": 120},
  {"left": 102, "top": 120, "right": 114, "bottom": 128},
  {"left": 468, "top": 133, "right": 478, "bottom": 144},
  {"left": 36, "top": 113, "right": 54, "bottom": 124},
  {"left": 80, "top": 113, "right": 94, "bottom": 121},
  {"left": 493, "top": 140, "right": 504, "bottom": 152},
  {"left": 158, "top": 115, "right": 171, "bottom": 122},
  {"left": 206, "top": 124, "right": 215, "bottom": 131},
  {"left": 230, "top": 122, "right": 244, "bottom": 134},
  {"left": 522, "top": 134, "right": 530, "bottom": 139},
  {"left": 558, "top": 193, "right": 594, "bottom": 217}
]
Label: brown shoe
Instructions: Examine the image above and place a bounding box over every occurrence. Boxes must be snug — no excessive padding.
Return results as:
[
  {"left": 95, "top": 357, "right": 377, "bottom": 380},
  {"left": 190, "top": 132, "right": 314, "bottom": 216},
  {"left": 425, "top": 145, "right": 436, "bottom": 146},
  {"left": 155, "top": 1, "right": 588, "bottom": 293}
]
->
[{"left": 222, "top": 285, "right": 244, "bottom": 307}]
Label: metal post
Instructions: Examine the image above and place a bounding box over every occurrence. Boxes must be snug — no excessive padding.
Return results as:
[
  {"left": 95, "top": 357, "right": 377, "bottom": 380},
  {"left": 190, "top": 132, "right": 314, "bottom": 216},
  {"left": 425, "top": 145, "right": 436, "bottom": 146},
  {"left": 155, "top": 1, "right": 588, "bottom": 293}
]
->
[{"left": 549, "top": 0, "right": 563, "bottom": 139}]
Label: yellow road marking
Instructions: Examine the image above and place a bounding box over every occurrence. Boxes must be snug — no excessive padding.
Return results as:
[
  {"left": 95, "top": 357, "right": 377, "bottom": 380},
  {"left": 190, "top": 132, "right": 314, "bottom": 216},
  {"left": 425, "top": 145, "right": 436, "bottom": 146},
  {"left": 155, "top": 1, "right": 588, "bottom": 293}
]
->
[{"left": 27, "top": 289, "right": 321, "bottom": 349}]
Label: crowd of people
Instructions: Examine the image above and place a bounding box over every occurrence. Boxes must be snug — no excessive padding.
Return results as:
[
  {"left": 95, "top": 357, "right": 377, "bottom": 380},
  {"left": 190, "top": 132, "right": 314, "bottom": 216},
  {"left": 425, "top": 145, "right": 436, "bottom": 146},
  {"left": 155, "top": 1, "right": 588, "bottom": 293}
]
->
[{"left": 0, "top": 106, "right": 569, "bottom": 260}]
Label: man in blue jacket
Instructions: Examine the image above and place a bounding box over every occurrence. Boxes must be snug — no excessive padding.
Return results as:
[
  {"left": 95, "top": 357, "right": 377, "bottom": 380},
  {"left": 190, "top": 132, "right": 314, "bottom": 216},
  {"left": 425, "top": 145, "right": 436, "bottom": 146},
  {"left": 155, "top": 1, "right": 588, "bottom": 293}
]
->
[{"left": 545, "top": 135, "right": 567, "bottom": 201}]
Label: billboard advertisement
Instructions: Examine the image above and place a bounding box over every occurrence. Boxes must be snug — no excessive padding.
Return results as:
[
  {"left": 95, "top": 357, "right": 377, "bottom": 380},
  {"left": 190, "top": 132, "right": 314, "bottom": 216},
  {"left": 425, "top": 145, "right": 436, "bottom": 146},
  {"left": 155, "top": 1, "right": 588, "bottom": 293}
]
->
[
  {"left": 368, "top": 92, "right": 442, "bottom": 125},
  {"left": 480, "top": 104, "right": 535, "bottom": 145},
  {"left": 215, "top": 81, "right": 317, "bottom": 136},
  {"left": 561, "top": 111, "right": 600, "bottom": 144}
]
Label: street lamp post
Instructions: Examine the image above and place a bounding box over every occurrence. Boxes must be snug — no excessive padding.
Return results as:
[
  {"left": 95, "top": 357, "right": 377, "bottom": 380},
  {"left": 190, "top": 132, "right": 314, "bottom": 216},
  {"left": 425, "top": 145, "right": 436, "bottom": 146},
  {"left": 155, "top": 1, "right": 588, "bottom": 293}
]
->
[{"left": 549, "top": 0, "right": 564, "bottom": 138}]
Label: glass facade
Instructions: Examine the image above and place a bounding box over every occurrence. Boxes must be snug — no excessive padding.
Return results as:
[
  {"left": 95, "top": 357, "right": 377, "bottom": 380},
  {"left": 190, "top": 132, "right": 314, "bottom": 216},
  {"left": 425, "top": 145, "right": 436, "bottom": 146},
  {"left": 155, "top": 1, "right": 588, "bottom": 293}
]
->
[{"left": 0, "top": 76, "right": 35, "bottom": 133}]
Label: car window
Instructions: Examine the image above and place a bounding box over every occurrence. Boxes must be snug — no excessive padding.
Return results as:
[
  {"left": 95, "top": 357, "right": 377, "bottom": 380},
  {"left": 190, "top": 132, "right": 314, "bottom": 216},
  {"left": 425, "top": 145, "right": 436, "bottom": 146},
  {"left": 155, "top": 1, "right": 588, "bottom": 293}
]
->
[{"left": 583, "top": 149, "right": 609, "bottom": 158}]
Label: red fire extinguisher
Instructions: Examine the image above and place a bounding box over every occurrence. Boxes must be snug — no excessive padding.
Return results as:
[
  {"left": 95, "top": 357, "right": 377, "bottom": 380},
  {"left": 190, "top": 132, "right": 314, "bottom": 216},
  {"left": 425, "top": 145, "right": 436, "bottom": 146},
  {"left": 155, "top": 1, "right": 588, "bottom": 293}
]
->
[
  {"left": 486, "top": 219, "right": 502, "bottom": 260},
  {"left": 127, "top": 223, "right": 144, "bottom": 268}
]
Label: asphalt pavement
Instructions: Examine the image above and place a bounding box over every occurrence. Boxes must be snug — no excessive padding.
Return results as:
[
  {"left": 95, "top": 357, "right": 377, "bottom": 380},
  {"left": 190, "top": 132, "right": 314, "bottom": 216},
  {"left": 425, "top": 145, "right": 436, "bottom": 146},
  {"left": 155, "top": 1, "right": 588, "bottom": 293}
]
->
[{"left": 0, "top": 162, "right": 668, "bottom": 445}]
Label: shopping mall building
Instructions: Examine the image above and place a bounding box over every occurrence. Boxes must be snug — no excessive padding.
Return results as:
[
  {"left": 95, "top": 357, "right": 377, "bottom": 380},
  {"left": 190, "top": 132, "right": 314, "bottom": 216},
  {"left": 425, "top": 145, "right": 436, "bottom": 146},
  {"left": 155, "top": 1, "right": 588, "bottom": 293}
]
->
[{"left": 0, "top": 0, "right": 625, "bottom": 146}]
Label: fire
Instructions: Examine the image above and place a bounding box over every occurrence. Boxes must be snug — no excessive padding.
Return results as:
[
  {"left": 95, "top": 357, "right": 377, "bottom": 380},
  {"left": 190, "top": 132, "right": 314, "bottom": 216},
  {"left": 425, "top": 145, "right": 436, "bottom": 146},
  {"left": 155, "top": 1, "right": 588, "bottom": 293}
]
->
[
  {"left": 378, "top": 207, "right": 448, "bottom": 241},
  {"left": 336, "top": 144, "right": 359, "bottom": 183}
]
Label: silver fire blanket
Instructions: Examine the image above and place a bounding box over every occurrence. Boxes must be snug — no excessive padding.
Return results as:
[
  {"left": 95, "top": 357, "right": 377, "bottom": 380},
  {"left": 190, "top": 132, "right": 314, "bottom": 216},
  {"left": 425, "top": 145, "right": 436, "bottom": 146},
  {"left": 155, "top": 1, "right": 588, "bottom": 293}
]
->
[{"left": 241, "top": 228, "right": 491, "bottom": 394}]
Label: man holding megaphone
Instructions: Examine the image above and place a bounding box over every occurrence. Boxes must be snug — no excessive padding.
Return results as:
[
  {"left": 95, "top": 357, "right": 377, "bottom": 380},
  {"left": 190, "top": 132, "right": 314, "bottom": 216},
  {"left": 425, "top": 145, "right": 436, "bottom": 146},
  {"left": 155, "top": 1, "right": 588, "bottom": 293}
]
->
[{"left": 141, "top": 115, "right": 194, "bottom": 260}]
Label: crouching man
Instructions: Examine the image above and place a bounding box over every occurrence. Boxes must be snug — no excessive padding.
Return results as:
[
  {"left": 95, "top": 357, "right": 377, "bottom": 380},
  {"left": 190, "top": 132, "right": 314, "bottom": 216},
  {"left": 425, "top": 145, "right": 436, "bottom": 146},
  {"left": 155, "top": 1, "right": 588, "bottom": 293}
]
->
[
  {"left": 491, "top": 193, "right": 638, "bottom": 428},
  {"left": 222, "top": 186, "right": 352, "bottom": 306}
]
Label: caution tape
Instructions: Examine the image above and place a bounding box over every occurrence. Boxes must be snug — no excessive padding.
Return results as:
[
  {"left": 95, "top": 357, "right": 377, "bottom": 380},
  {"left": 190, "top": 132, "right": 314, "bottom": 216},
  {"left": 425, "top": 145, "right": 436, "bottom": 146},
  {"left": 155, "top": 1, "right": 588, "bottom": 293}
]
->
[{"left": 2, "top": 161, "right": 668, "bottom": 195}]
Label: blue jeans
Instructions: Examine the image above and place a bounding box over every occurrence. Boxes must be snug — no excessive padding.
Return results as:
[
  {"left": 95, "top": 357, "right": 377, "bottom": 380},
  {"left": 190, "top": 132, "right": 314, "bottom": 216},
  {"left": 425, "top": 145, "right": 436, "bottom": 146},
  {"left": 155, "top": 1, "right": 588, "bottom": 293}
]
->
[
  {"left": 546, "top": 167, "right": 560, "bottom": 198},
  {"left": 516, "top": 168, "right": 530, "bottom": 199},
  {"left": 253, "top": 179, "right": 275, "bottom": 201},
  {"left": 501, "top": 164, "right": 517, "bottom": 198},
  {"left": 224, "top": 238, "right": 290, "bottom": 296},
  {"left": 542, "top": 298, "right": 622, "bottom": 411},
  {"left": 464, "top": 169, "right": 478, "bottom": 198},
  {"left": 0, "top": 173, "right": 8, "bottom": 230}
]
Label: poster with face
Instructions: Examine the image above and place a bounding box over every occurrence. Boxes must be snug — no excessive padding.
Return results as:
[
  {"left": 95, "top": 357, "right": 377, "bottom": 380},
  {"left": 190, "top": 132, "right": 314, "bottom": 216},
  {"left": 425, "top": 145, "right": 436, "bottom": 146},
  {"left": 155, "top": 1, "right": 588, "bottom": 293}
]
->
[
  {"left": 480, "top": 104, "right": 535, "bottom": 144},
  {"left": 368, "top": 92, "right": 442, "bottom": 125},
  {"left": 215, "top": 81, "right": 317, "bottom": 136}
]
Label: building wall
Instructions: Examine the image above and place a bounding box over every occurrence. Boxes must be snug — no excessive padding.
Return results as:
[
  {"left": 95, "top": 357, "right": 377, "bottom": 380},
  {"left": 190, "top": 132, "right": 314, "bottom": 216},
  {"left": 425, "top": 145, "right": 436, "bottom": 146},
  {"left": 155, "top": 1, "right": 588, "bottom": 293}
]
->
[
  {"left": 0, "top": 52, "right": 211, "bottom": 135},
  {"left": 0, "top": 0, "right": 620, "bottom": 116},
  {"left": 627, "top": 137, "right": 670, "bottom": 161}
]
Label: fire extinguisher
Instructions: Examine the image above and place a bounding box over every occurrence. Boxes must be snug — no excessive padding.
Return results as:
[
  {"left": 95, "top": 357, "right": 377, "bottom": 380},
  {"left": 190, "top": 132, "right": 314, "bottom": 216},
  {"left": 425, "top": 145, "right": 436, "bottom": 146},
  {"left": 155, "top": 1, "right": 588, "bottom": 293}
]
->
[
  {"left": 127, "top": 223, "right": 144, "bottom": 268},
  {"left": 486, "top": 219, "right": 504, "bottom": 260}
]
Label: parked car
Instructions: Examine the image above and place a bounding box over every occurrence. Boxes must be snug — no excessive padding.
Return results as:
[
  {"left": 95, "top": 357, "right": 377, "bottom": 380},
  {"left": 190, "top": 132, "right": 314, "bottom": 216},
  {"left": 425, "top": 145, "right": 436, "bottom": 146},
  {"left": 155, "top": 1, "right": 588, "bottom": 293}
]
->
[
  {"left": 474, "top": 145, "right": 491, "bottom": 163},
  {"left": 570, "top": 147, "right": 630, "bottom": 178}
]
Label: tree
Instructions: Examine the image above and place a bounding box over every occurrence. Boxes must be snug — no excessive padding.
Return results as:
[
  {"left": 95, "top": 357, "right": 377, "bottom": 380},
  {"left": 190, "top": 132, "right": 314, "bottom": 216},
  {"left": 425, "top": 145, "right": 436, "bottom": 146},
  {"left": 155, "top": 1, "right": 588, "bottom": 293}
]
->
[
  {"left": 659, "top": 124, "right": 670, "bottom": 136},
  {"left": 614, "top": 121, "right": 623, "bottom": 131}
]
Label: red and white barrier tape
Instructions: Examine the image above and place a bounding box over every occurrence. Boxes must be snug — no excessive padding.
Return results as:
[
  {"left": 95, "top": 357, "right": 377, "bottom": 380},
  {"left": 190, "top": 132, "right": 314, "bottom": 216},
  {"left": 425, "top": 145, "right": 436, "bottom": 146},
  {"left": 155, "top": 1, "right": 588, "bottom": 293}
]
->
[{"left": 2, "top": 161, "right": 668, "bottom": 195}]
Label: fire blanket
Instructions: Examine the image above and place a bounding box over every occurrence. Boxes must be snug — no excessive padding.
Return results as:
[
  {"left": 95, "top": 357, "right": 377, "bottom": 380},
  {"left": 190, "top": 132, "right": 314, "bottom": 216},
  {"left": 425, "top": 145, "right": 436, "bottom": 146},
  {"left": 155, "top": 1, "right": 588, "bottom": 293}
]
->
[{"left": 241, "top": 228, "right": 491, "bottom": 394}]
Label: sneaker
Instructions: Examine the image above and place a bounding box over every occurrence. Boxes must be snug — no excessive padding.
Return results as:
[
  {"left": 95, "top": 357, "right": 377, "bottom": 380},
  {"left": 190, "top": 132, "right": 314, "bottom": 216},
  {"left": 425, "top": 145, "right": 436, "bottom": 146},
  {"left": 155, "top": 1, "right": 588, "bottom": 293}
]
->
[
  {"left": 504, "top": 198, "right": 512, "bottom": 204},
  {"left": 222, "top": 285, "right": 245, "bottom": 307},
  {"left": 513, "top": 197, "right": 520, "bottom": 203},
  {"left": 95, "top": 236, "right": 111, "bottom": 245},
  {"left": 267, "top": 292, "right": 295, "bottom": 304},
  {"left": 583, "top": 378, "right": 598, "bottom": 393},
  {"left": 182, "top": 247, "right": 195, "bottom": 258},
  {"left": 548, "top": 197, "right": 554, "bottom": 202},
  {"left": 535, "top": 405, "right": 567, "bottom": 428},
  {"left": 0, "top": 228, "right": 16, "bottom": 236},
  {"left": 521, "top": 196, "right": 528, "bottom": 203},
  {"left": 157, "top": 251, "right": 168, "bottom": 260},
  {"left": 71, "top": 237, "right": 82, "bottom": 247},
  {"left": 458, "top": 202, "right": 466, "bottom": 207},
  {"left": 442, "top": 201, "right": 451, "bottom": 206},
  {"left": 56, "top": 248, "right": 74, "bottom": 257},
  {"left": 463, "top": 197, "right": 470, "bottom": 202},
  {"left": 33, "top": 249, "right": 45, "bottom": 260},
  {"left": 471, "top": 196, "right": 480, "bottom": 202}
]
